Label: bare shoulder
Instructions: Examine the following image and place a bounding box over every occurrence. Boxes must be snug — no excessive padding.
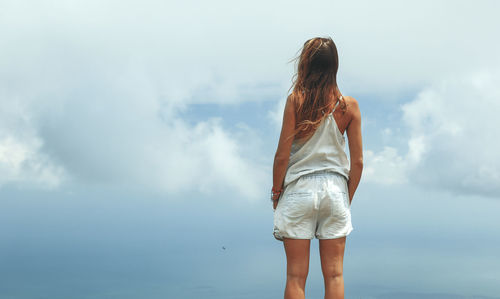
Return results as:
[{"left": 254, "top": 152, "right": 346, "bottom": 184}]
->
[
  {"left": 287, "top": 93, "right": 294, "bottom": 103},
  {"left": 343, "top": 95, "right": 359, "bottom": 109},
  {"left": 343, "top": 95, "right": 360, "bottom": 116},
  {"left": 340, "top": 96, "right": 359, "bottom": 130}
]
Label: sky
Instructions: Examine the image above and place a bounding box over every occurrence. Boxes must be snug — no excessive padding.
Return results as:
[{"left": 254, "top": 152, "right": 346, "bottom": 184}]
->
[{"left": 1, "top": 0, "right": 500, "bottom": 298}]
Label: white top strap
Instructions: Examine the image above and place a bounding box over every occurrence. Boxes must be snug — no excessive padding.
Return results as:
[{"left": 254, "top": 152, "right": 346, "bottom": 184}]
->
[{"left": 331, "top": 95, "right": 342, "bottom": 114}]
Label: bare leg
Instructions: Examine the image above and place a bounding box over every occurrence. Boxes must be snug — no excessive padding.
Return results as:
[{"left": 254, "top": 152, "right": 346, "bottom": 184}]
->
[
  {"left": 283, "top": 238, "right": 311, "bottom": 299},
  {"left": 319, "top": 236, "right": 346, "bottom": 299}
]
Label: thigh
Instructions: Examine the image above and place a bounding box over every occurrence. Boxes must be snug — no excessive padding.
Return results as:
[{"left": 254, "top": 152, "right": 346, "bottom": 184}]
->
[
  {"left": 283, "top": 238, "right": 311, "bottom": 276},
  {"left": 319, "top": 237, "right": 346, "bottom": 276}
]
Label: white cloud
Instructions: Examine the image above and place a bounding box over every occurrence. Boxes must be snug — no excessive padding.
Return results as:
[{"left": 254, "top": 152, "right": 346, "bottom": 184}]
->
[
  {"left": 402, "top": 68, "right": 500, "bottom": 197},
  {"left": 0, "top": 135, "right": 66, "bottom": 190},
  {"left": 0, "top": 1, "right": 271, "bottom": 200},
  {"left": 150, "top": 116, "right": 268, "bottom": 199},
  {"left": 363, "top": 147, "right": 408, "bottom": 185},
  {"left": 364, "top": 68, "right": 500, "bottom": 198},
  {"left": 0, "top": 101, "right": 67, "bottom": 189},
  {"left": 0, "top": 77, "right": 268, "bottom": 200}
]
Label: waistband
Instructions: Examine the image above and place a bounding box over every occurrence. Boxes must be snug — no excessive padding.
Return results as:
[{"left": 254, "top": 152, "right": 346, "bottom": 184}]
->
[{"left": 301, "top": 170, "right": 344, "bottom": 179}]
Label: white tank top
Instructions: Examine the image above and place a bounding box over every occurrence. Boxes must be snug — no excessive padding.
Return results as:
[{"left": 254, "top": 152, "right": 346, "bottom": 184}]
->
[{"left": 283, "top": 96, "right": 350, "bottom": 188}]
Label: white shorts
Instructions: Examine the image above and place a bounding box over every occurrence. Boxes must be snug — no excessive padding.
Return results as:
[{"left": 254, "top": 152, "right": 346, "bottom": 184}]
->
[{"left": 273, "top": 170, "right": 353, "bottom": 241}]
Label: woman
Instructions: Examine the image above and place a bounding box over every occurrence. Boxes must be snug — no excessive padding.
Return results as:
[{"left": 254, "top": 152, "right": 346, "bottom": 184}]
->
[{"left": 271, "top": 37, "right": 363, "bottom": 299}]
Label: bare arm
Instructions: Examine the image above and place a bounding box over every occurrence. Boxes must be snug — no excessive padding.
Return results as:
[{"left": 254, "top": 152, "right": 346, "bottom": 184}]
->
[
  {"left": 272, "top": 95, "right": 296, "bottom": 209},
  {"left": 345, "top": 97, "right": 363, "bottom": 204}
]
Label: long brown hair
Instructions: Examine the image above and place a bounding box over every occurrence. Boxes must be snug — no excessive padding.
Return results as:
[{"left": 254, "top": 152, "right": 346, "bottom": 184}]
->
[{"left": 286, "top": 36, "right": 347, "bottom": 144}]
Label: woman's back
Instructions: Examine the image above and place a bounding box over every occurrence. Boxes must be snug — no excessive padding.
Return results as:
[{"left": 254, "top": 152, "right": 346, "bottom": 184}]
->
[{"left": 284, "top": 95, "right": 350, "bottom": 188}]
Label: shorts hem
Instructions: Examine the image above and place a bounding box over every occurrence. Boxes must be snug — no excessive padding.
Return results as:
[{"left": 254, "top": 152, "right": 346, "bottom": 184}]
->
[
  {"left": 316, "top": 227, "right": 354, "bottom": 240},
  {"left": 273, "top": 230, "right": 314, "bottom": 241}
]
